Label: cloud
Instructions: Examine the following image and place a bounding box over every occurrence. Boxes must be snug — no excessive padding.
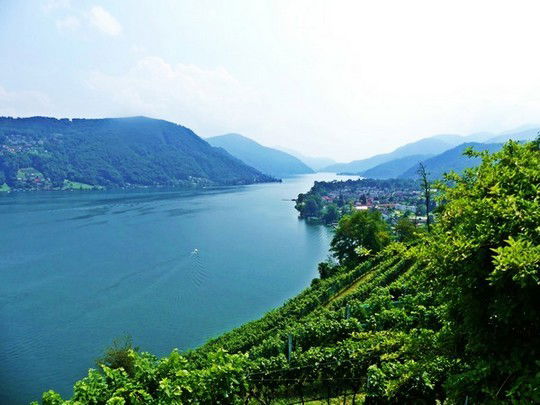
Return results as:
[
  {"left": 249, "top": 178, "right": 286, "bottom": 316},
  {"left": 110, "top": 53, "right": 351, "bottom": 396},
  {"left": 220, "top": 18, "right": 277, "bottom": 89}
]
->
[
  {"left": 56, "top": 15, "right": 80, "bottom": 31},
  {"left": 86, "top": 57, "right": 258, "bottom": 134},
  {"left": 89, "top": 6, "right": 122, "bottom": 36},
  {"left": 0, "top": 85, "right": 54, "bottom": 117}
]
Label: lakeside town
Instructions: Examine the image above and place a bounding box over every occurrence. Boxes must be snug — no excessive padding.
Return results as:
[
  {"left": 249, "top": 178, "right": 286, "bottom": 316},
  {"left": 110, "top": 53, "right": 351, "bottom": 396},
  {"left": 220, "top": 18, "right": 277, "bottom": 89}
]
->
[{"left": 295, "top": 177, "right": 432, "bottom": 226}]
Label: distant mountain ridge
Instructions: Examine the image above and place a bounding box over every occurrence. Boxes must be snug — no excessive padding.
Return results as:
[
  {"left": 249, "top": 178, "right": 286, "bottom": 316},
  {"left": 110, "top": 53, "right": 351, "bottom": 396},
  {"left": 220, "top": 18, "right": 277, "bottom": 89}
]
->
[
  {"left": 358, "top": 154, "right": 435, "bottom": 179},
  {"left": 399, "top": 142, "right": 503, "bottom": 179},
  {"left": 0, "top": 116, "right": 275, "bottom": 190},
  {"left": 485, "top": 127, "right": 539, "bottom": 143},
  {"left": 274, "top": 147, "right": 337, "bottom": 171},
  {"left": 323, "top": 137, "right": 457, "bottom": 173},
  {"left": 322, "top": 126, "right": 538, "bottom": 174},
  {"left": 207, "top": 133, "right": 314, "bottom": 177}
]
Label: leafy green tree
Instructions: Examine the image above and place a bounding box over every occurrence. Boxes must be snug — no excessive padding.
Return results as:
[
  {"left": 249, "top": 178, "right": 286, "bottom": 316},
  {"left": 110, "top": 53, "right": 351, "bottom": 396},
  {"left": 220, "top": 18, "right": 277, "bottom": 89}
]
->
[
  {"left": 322, "top": 203, "right": 339, "bottom": 224},
  {"left": 299, "top": 194, "right": 323, "bottom": 218},
  {"left": 394, "top": 216, "right": 418, "bottom": 243},
  {"left": 420, "top": 139, "right": 540, "bottom": 402},
  {"left": 330, "top": 209, "right": 391, "bottom": 267},
  {"left": 40, "top": 391, "right": 63, "bottom": 405},
  {"left": 318, "top": 258, "right": 339, "bottom": 279}
]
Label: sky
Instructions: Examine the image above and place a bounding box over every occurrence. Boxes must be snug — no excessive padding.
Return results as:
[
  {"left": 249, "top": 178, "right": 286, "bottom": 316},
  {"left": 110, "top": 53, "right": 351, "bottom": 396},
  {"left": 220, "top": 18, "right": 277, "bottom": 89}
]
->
[{"left": 0, "top": 0, "right": 539, "bottom": 161}]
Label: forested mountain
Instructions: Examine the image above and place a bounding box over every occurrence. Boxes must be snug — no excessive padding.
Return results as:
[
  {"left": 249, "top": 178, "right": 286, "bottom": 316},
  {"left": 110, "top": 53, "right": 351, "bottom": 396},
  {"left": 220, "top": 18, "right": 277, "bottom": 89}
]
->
[
  {"left": 322, "top": 137, "right": 458, "bottom": 173},
  {"left": 38, "top": 139, "right": 540, "bottom": 403},
  {"left": 359, "top": 154, "right": 434, "bottom": 179},
  {"left": 0, "top": 116, "right": 275, "bottom": 190},
  {"left": 399, "top": 142, "right": 502, "bottom": 179},
  {"left": 207, "top": 133, "right": 314, "bottom": 177}
]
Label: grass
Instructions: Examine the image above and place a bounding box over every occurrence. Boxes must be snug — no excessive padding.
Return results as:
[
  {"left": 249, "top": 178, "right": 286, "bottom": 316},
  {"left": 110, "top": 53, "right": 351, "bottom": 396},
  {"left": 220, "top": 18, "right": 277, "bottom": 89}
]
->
[
  {"left": 62, "top": 180, "right": 100, "bottom": 190},
  {"left": 16, "top": 167, "right": 43, "bottom": 180},
  {"left": 325, "top": 270, "right": 375, "bottom": 307}
]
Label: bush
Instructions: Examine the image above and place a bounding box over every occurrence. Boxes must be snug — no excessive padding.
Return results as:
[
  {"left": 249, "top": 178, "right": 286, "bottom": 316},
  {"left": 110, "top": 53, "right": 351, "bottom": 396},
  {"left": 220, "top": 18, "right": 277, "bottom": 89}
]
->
[{"left": 96, "top": 335, "right": 138, "bottom": 377}]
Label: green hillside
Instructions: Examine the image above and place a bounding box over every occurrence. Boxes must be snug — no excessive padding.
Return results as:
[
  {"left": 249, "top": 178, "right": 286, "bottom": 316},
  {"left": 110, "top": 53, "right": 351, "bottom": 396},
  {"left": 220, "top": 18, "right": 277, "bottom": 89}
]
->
[
  {"left": 35, "top": 139, "right": 539, "bottom": 404},
  {"left": 0, "top": 116, "right": 275, "bottom": 190}
]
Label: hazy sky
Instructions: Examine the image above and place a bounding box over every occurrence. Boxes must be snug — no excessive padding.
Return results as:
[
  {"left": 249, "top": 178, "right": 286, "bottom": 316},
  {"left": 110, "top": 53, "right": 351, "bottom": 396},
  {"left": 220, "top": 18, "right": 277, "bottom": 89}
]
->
[{"left": 1, "top": 0, "right": 539, "bottom": 161}]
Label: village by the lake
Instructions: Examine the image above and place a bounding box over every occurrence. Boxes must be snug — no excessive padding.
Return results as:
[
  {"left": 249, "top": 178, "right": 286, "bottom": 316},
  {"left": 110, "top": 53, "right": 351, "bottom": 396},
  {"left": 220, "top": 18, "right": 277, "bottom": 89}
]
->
[{"left": 295, "top": 177, "right": 432, "bottom": 226}]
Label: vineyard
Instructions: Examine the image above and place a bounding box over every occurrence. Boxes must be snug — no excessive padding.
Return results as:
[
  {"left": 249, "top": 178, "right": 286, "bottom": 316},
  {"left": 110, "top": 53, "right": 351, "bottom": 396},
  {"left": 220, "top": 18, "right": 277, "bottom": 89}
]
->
[{"left": 35, "top": 139, "right": 540, "bottom": 404}]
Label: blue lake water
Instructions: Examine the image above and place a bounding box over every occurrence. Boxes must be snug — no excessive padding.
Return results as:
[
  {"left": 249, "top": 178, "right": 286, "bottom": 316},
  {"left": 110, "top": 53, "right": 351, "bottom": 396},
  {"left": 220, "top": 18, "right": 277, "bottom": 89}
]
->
[{"left": 0, "top": 173, "right": 355, "bottom": 404}]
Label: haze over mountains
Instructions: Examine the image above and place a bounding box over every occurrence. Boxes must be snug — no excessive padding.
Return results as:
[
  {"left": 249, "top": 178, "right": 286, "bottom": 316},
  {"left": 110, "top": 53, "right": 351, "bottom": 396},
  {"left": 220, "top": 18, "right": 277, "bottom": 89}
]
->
[
  {"left": 399, "top": 142, "right": 503, "bottom": 179},
  {"left": 274, "top": 147, "right": 337, "bottom": 171},
  {"left": 322, "top": 137, "right": 458, "bottom": 174},
  {"left": 0, "top": 115, "right": 537, "bottom": 191},
  {"left": 322, "top": 126, "right": 539, "bottom": 179},
  {"left": 207, "top": 133, "right": 314, "bottom": 177},
  {"left": 360, "top": 154, "right": 435, "bottom": 179},
  {"left": 0, "top": 116, "right": 275, "bottom": 191}
]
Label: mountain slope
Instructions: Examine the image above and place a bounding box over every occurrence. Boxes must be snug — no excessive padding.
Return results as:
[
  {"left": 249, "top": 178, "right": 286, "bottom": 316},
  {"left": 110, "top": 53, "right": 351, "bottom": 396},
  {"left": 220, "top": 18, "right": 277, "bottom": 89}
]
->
[
  {"left": 0, "top": 116, "right": 275, "bottom": 190},
  {"left": 275, "top": 146, "right": 336, "bottom": 171},
  {"left": 360, "top": 154, "right": 434, "bottom": 178},
  {"left": 486, "top": 127, "right": 539, "bottom": 143},
  {"left": 322, "top": 126, "right": 539, "bottom": 175},
  {"left": 399, "top": 142, "right": 502, "bottom": 179},
  {"left": 207, "top": 133, "right": 314, "bottom": 177},
  {"left": 322, "top": 137, "right": 458, "bottom": 173}
]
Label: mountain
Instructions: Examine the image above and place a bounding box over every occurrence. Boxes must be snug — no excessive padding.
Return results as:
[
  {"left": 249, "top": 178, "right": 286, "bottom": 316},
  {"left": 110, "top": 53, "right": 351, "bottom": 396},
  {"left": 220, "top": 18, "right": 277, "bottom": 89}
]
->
[
  {"left": 486, "top": 127, "right": 539, "bottom": 143},
  {"left": 399, "top": 142, "right": 503, "bottom": 179},
  {"left": 321, "top": 126, "right": 539, "bottom": 174},
  {"left": 359, "top": 154, "right": 434, "bottom": 179},
  {"left": 322, "top": 137, "right": 458, "bottom": 173},
  {"left": 275, "top": 147, "right": 337, "bottom": 171},
  {"left": 206, "top": 133, "right": 314, "bottom": 177},
  {"left": 0, "top": 116, "right": 275, "bottom": 190},
  {"left": 429, "top": 132, "right": 494, "bottom": 143}
]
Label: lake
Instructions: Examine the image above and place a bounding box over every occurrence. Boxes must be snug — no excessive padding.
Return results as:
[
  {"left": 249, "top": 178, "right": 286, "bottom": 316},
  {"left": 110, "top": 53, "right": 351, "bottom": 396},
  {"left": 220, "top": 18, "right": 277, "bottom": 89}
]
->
[{"left": 0, "top": 173, "right": 355, "bottom": 404}]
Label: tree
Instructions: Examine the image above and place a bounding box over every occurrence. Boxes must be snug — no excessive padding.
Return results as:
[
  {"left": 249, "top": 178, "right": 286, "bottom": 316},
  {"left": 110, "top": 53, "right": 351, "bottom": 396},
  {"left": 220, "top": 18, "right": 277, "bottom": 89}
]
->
[
  {"left": 317, "top": 257, "right": 339, "bottom": 279},
  {"left": 336, "top": 192, "right": 345, "bottom": 207},
  {"left": 322, "top": 204, "right": 339, "bottom": 224},
  {"left": 417, "top": 162, "right": 431, "bottom": 232},
  {"left": 359, "top": 194, "right": 367, "bottom": 205},
  {"left": 394, "top": 216, "right": 418, "bottom": 243},
  {"left": 304, "top": 197, "right": 320, "bottom": 217},
  {"left": 299, "top": 194, "right": 323, "bottom": 218},
  {"left": 330, "top": 209, "right": 391, "bottom": 268},
  {"left": 420, "top": 139, "right": 540, "bottom": 401}
]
